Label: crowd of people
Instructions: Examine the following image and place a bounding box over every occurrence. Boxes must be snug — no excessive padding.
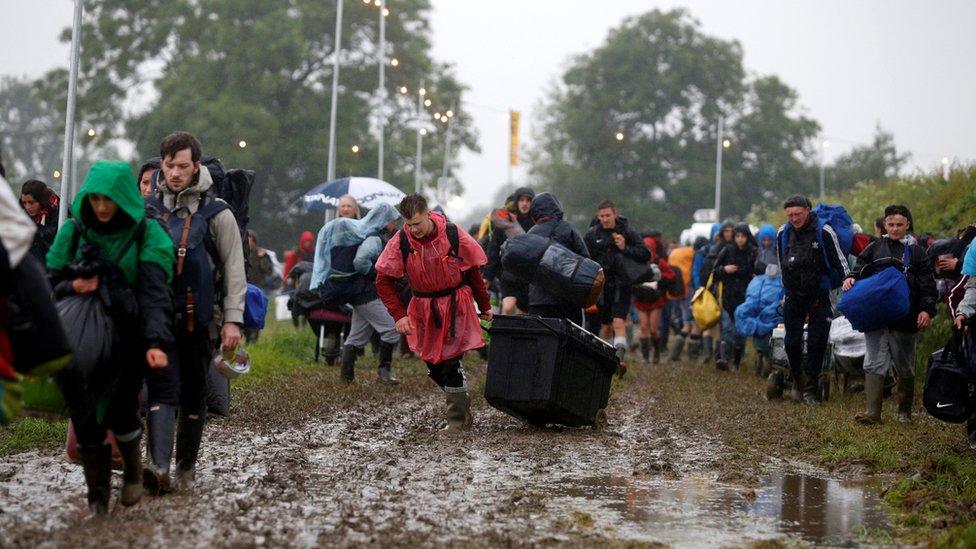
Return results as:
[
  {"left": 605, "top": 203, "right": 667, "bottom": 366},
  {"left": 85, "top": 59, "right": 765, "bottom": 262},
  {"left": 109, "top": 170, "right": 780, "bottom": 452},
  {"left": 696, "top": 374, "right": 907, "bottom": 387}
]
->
[{"left": 2, "top": 135, "right": 976, "bottom": 519}]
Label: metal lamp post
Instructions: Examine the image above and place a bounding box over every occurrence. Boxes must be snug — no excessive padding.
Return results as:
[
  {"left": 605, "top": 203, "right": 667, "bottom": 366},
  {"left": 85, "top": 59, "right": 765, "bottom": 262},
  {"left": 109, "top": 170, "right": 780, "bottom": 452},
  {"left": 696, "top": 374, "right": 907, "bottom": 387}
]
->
[{"left": 58, "top": 0, "right": 84, "bottom": 227}]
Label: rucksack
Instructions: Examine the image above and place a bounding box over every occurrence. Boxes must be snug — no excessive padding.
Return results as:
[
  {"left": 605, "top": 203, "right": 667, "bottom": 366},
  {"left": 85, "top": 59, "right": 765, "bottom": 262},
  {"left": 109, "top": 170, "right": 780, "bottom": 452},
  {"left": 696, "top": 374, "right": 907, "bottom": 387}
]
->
[
  {"left": 923, "top": 333, "right": 976, "bottom": 423},
  {"left": 778, "top": 203, "right": 854, "bottom": 290}
]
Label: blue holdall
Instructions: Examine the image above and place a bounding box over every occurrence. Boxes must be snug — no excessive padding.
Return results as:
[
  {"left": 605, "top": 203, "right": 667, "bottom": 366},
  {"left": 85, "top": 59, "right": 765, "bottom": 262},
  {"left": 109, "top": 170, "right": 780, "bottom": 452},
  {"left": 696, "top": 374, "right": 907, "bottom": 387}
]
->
[
  {"left": 837, "top": 245, "right": 910, "bottom": 333},
  {"left": 244, "top": 283, "right": 269, "bottom": 330}
]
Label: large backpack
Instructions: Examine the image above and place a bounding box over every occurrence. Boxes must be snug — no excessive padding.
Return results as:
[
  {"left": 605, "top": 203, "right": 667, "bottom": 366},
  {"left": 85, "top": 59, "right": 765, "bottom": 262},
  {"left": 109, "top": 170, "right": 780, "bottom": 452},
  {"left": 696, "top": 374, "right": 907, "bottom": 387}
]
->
[
  {"left": 778, "top": 203, "right": 854, "bottom": 290},
  {"left": 923, "top": 333, "right": 976, "bottom": 423}
]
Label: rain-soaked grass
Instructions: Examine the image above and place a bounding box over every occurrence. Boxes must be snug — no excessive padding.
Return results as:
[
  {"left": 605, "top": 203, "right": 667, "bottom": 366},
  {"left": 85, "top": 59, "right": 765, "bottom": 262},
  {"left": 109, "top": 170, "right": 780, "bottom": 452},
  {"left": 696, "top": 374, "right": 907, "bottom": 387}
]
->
[
  {"left": 0, "top": 416, "right": 67, "bottom": 456},
  {"left": 636, "top": 353, "right": 976, "bottom": 546}
]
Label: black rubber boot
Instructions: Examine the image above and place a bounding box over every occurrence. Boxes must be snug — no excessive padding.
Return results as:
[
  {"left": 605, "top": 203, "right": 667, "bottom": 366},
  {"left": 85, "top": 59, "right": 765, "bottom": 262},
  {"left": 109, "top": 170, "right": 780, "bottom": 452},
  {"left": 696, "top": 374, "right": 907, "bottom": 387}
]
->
[
  {"left": 116, "top": 432, "right": 144, "bottom": 506},
  {"left": 174, "top": 412, "right": 205, "bottom": 493},
  {"left": 715, "top": 341, "right": 729, "bottom": 371},
  {"left": 639, "top": 338, "right": 651, "bottom": 363},
  {"left": 652, "top": 338, "right": 662, "bottom": 365},
  {"left": 699, "top": 336, "right": 713, "bottom": 365},
  {"left": 339, "top": 345, "right": 357, "bottom": 383},
  {"left": 377, "top": 341, "right": 400, "bottom": 385},
  {"left": 732, "top": 343, "right": 745, "bottom": 372},
  {"left": 896, "top": 377, "right": 915, "bottom": 424},
  {"left": 78, "top": 442, "right": 112, "bottom": 516},
  {"left": 686, "top": 335, "right": 701, "bottom": 361},
  {"left": 144, "top": 403, "right": 176, "bottom": 496}
]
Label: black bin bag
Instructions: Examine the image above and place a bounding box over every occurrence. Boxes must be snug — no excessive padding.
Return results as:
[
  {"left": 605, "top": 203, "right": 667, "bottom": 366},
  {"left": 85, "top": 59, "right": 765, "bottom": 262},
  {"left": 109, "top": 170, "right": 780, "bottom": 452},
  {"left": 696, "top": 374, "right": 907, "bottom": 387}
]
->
[
  {"left": 57, "top": 293, "right": 118, "bottom": 386},
  {"left": 501, "top": 234, "right": 604, "bottom": 308}
]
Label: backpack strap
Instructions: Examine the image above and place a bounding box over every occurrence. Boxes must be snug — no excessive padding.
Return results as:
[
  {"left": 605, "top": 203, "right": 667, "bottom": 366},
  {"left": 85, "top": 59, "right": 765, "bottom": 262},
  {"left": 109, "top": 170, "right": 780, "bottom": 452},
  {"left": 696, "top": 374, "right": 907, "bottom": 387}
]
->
[
  {"left": 175, "top": 214, "right": 193, "bottom": 276},
  {"left": 398, "top": 228, "right": 412, "bottom": 266},
  {"left": 398, "top": 222, "right": 461, "bottom": 267}
]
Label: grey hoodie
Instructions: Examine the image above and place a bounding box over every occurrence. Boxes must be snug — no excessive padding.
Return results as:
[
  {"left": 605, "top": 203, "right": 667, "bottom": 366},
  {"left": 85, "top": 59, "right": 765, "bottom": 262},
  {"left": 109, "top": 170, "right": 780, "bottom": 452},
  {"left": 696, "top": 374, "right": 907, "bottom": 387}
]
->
[{"left": 158, "top": 166, "right": 246, "bottom": 328}]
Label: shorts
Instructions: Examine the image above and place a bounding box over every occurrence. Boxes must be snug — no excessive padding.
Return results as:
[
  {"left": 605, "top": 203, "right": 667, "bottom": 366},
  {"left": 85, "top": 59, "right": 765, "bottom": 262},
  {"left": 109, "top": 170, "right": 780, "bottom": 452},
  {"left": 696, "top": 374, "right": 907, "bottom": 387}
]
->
[
  {"left": 499, "top": 278, "right": 529, "bottom": 311},
  {"left": 598, "top": 284, "right": 632, "bottom": 325}
]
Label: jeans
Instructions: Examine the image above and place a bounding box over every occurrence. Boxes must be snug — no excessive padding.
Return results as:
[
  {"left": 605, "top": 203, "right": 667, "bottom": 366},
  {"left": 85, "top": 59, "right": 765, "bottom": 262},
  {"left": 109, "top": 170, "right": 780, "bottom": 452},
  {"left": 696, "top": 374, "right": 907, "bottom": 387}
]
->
[
  {"left": 146, "top": 326, "right": 212, "bottom": 414},
  {"left": 783, "top": 289, "right": 832, "bottom": 394}
]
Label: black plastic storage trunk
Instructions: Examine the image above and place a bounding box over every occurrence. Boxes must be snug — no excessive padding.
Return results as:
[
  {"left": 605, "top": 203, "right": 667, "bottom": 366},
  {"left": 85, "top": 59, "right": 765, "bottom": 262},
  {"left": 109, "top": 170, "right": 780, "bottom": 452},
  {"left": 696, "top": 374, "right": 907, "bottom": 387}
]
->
[{"left": 485, "top": 315, "right": 619, "bottom": 427}]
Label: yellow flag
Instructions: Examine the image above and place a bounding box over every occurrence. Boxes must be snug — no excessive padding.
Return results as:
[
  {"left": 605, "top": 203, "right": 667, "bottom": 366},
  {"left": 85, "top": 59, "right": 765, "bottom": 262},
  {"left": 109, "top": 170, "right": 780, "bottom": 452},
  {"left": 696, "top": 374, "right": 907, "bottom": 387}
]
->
[{"left": 509, "top": 109, "right": 520, "bottom": 166}]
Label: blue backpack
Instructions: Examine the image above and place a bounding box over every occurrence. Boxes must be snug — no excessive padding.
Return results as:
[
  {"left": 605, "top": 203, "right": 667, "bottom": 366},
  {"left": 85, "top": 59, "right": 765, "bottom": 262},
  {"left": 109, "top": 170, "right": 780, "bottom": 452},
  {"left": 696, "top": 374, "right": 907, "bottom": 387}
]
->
[
  {"left": 778, "top": 203, "right": 854, "bottom": 290},
  {"left": 243, "top": 283, "right": 269, "bottom": 330},
  {"left": 837, "top": 245, "right": 911, "bottom": 333}
]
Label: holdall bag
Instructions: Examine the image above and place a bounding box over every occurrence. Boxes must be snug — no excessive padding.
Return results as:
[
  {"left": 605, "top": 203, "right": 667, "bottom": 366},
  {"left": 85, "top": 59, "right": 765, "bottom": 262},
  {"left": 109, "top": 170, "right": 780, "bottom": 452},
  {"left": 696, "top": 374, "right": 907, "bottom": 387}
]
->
[
  {"left": 922, "top": 332, "right": 976, "bottom": 423},
  {"left": 243, "top": 283, "right": 269, "bottom": 330},
  {"left": 614, "top": 253, "right": 657, "bottom": 285},
  {"left": 691, "top": 273, "right": 723, "bottom": 330},
  {"left": 837, "top": 245, "right": 911, "bottom": 333}
]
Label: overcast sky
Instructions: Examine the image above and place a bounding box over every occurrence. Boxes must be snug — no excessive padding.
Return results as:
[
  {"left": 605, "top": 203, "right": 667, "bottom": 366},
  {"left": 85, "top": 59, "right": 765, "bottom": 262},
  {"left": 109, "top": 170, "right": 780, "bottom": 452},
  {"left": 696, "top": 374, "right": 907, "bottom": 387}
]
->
[{"left": 3, "top": 0, "right": 975, "bottom": 221}]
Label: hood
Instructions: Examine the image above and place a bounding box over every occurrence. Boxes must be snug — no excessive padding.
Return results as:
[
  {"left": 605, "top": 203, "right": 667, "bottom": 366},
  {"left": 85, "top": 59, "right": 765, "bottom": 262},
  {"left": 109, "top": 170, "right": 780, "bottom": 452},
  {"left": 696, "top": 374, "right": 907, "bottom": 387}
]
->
[
  {"left": 757, "top": 224, "right": 776, "bottom": 246},
  {"left": 159, "top": 163, "right": 215, "bottom": 212},
  {"left": 709, "top": 223, "right": 722, "bottom": 239},
  {"left": 138, "top": 157, "right": 161, "bottom": 179},
  {"left": 733, "top": 222, "right": 758, "bottom": 248},
  {"left": 299, "top": 231, "right": 315, "bottom": 252},
  {"left": 505, "top": 186, "right": 536, "bottom": 214},
  {"left": 530, "top": 192, "right": 564, "bottom": 222},
  {"left": 72, "top": 160, "right": 145, "bottom": 228},
  {"left": 358, "top": 202, "right": 401, "bottom": 236}
]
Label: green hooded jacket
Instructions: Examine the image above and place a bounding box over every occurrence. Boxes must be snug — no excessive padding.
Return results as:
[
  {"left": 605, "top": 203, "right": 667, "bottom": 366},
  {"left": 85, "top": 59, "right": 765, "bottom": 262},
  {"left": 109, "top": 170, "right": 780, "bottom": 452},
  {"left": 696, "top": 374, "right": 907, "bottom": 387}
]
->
[{"left": 47, "top": 161, "right": 174, "bottom": 284}]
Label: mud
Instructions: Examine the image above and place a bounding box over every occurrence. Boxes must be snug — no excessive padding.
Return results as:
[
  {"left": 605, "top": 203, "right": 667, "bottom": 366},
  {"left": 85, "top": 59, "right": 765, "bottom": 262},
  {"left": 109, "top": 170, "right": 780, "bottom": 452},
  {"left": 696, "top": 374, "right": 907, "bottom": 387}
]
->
[{"left": 0, "top": 360, "right": 890, "bottom": 547}]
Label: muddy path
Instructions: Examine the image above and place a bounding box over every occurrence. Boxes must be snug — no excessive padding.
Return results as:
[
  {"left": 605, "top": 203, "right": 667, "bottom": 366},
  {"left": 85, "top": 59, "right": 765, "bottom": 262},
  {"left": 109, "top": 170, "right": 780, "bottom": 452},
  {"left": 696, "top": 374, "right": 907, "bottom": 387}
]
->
[{"left": 0, "top": 359, "right": 889, "bottom": 547}]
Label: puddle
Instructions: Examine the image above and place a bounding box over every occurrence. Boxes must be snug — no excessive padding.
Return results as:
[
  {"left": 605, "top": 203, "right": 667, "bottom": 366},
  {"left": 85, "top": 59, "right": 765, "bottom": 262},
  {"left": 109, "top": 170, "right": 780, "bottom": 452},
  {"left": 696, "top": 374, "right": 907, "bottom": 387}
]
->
[{"left": 540, "top": 469, "right": 889, "bottom": 546}]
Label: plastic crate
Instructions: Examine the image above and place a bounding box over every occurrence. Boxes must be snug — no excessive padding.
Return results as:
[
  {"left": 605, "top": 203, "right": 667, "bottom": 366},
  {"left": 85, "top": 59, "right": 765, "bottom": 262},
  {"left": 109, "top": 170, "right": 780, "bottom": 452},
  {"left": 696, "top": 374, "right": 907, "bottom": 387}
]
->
[{"left": 485, "top": 315, "right": 619, "bottom": 427}]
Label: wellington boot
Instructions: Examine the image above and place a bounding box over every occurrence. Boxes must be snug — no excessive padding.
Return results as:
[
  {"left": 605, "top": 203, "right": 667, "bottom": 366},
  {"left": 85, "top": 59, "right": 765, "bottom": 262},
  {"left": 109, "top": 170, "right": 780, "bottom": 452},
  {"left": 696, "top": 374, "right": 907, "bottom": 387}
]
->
[
  {"left": 339, "top": 345, "right": 357, "bottom": 383},
  {"left": 144, "top": 403, "right": 176, "bottom": 496},
  {"left": 790, "top": 376, "right": 804, "bottom": 402},
  {"left": 614, "top": 346, "right": 627, "bottom": 378},
  {"left": 667, "top": 335, "right": 686, "bottom": 362},
  {"left": 441, "top": 390, "right": 473, "bottom": 432},
  {"left": 377, "top": 341, "right": 401, "bottom": 385},
  {"left": 854, "top": 373, "right": 884, "bottom": 425},
  {"left": 652, "top": 338, "right": 662, "bottom": 365},
  {"left": 174, "top": 412, "right": 205, "bottom": 493},
  {"left": 638, "top": 338, "right": 651, "bottom": 364},
  {"left": 116, "top": 433, "right": 144, "bottom": 506},
  {"left": 896, "top": 377, "right": 915, "bottom": 424},
  {"left": 715, "top": 341, "right": 729, "bottom": 371},
  {"left": 699, "top": 337, "right": 713, "bottom": 365},
  {"left": 78, "top": 443, "right": 112, "bottom": 516},
  {"left": 732, "top": 344, "right": 745, "bottom": 372},
  {"left": 686, "top": 337, "right": 701, "bottom": 361}
]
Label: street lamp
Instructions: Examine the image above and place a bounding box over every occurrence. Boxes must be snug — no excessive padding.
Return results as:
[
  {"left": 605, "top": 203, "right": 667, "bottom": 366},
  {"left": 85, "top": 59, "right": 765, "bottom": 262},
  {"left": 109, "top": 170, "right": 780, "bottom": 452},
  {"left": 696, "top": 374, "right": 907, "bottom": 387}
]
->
[
  {"left": 53, "top": 170, "right": 61, "bottom": 179},
  {"left": 714, "top": 116, "right": 725, "bottom": 220},
  {"left": 819, "top": 139, "right": 829, "bottom": 200},
  {"left": 722, "top": 139, "right": 731, "bottom": 149},
  {"left": 87, "top": 128, "right": 96, "bottom": 137},
  {"left": 399, "top": 86, "right": 408, "bottom": 94},
  {"left": 424, "top": 99, "right": 432, "bottom": 107},
  {"left": 942, "top": 156, "right": 950, "bottom": 181},
  {"left": 390, "top": 58, "right": 399, "bottom": 67},
  {"left": 415, "top": 81, "right": 426, "bottom": 193},
  {"left": 238, "top": 140, "right": 247, "bottom": 148},
  {"left": 351, "top": 145, "right": 360, "bottom": 153},
  {"left": 615, "top": 132, "right": 624, "bottom": 141}
]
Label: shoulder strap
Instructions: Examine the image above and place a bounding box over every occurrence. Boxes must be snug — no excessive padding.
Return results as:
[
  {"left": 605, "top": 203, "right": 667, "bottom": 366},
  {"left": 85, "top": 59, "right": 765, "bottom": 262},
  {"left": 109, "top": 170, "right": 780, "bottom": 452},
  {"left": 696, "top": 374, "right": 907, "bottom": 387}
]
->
[
  {"left": 398, "top": 228, "right": 412, "bottom": 266},
  {"left": 446, "top": 222, "right": 460, "bottom": 257},
  {"left": 112, "top": 219, "right": 147, "bottom": 265}
]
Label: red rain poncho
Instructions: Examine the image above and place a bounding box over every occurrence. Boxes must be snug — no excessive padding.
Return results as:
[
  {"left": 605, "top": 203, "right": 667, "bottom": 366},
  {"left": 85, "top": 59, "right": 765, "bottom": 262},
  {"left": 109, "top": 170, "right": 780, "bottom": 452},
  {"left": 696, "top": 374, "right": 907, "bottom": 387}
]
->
[{"left": 375, "top": 212, "right": 490, "bottom": 364}]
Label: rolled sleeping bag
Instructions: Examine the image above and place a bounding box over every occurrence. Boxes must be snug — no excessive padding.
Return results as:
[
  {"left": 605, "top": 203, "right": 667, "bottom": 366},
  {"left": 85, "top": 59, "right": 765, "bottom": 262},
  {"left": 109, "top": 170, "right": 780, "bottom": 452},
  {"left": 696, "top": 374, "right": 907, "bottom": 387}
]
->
[{"left": 502, "top": 233, "right": 605, "bottom": 308}]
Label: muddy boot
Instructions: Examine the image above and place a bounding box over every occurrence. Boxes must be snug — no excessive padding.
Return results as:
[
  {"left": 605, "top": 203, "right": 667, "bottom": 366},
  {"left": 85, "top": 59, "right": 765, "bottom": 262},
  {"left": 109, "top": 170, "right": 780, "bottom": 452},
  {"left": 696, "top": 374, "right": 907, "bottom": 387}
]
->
[
  {"left": 715, "top": 341, "right": 729, "bottom": 371},
  {"left": 790, "top": 374, "right": 804, "bottom": 402},
  {"left": 896, "top": 377, "right": 915, "bottom": 424},
  {"left": 652, "top": 338, "right": 662, "bottom": 365},
  {"left": 115, "top": 431, "right": 144, "bottom": 506},
  {"left": 377, "top": 341, "right": 401, "bottom": 385},
  {"left": 732, "top": 343, "right": 745, "bottom": 372},
  {"left": 339, "top": 345, "right": 357, "bottom": 383},
  {"left": 638, "top": 338, "right": 651, "bottom": 364},
  {"left": 686, "top": 336, "right": 701, "bottom": 361},
  {"left": 78, "top": 442, "right": 112, "bottom": 516},
  {"left": 174, "top": 412, "right": 205, "bottom": 493},
  {"left": 854, "top": 373, "right": 884, "bottom": 425},
  {"left": 667, "top": 335, "right": 686, "bottom": 362},
  {"left": 614, "top": 345, "right": 627, "bottom": 377},
  {"left": 442, "top": 389, "right": 473, "bottom": 432},
  {"left": 699, "top": 336, "right": 713, "bottom": 365},
  {"left": 144, "top": 403, "right": 176, "bottom": 496}
]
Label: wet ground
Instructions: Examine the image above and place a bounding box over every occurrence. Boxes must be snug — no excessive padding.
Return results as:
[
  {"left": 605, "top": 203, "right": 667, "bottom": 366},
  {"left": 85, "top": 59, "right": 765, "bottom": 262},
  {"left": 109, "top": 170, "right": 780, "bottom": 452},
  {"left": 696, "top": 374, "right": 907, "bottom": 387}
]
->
[{"left": 0, "top": 359, "right": 891, "bottom": 547}]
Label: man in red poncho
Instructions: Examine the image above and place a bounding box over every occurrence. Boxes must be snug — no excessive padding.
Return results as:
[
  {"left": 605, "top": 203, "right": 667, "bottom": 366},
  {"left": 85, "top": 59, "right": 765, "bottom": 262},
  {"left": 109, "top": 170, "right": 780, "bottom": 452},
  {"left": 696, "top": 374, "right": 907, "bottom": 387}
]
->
[{"left": 375, "top": 194, "right": 492, "bottom": 431}]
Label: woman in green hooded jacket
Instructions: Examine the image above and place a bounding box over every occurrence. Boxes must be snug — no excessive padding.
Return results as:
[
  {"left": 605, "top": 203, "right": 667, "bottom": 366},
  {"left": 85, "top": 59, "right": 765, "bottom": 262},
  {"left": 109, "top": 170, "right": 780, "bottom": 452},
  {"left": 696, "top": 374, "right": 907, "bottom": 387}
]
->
[{"left": 47, "top": 160, "right": 174, "bottom": 515}]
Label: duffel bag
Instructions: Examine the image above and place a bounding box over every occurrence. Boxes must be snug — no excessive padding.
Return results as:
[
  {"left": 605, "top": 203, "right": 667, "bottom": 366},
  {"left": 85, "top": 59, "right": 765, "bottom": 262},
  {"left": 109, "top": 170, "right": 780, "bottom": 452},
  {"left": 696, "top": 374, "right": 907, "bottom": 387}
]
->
[
  {"left": 244, "top": 283, "right": 269, "bottom": 330},
  {"left": 923, "top": 332, "right": 976, "bottom": 423},
  {"left": 614, "top": 254, "right": 657, "bottom": 285},
  {"left": 691, "top": 273, "right": 722, "bottom": 330},
  {"left": 534, "top": 240, "right": 605, "bottom": 308},
  {"left": 837, "top": 247, "right": 910, "bottom": 333}
]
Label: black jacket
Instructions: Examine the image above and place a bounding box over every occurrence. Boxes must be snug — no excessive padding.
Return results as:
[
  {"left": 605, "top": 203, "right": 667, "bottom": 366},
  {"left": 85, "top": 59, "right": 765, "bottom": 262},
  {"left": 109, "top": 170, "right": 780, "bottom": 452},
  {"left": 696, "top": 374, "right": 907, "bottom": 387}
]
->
[
  {"left": 852, "top": 236, "right": 938, "bottom": 333},
  {"left": 584, "top": 215, "right": 649, "bottom": 285},
  {"left": 526, "top": 193, "right": 588, "bottom": 306},
  {"left": 483, "top": 187, "right": 536, "bottom": 283},
  {"left": 776, "top": 213, "right": 851, "bottom": 295},
  {"left": 714, "top": 243, "right": 758, "bottom": 314}
]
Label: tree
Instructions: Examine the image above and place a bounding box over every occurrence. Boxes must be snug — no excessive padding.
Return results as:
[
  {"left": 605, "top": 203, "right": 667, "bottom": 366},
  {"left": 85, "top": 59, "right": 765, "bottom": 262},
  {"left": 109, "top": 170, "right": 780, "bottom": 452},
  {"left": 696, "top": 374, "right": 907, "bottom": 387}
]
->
[
  {"left": 43, "top": 0, "right": 477, "bottom": 248},
  {"left": 529, "top": 9, "right": 822, "bottom": 235},
  {"left": 828, "top": 124, "right": 909, "bottom": 190}
]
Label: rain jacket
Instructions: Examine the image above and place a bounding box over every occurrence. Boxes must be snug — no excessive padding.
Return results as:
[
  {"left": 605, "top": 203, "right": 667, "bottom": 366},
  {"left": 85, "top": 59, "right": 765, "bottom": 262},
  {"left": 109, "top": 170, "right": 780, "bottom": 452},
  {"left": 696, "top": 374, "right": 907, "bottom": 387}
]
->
[
  {"left": 154, "top": 165, "right": 246, "bottom": 326},
  {"left": 310, "top": 203, "right": 401, "bottom": 305},
  {"left": 47, "top": 160, "right": 174, "bottom": 349},
  {"left": 851, "top": 235, "right": 938, "bottom": 333},
  {"left": 284, "top": 231, "right": 315, "bottom": 280},
  {"left": 754, "top": 224, "right": 778, "bottom": 275},
  {"left": 668, "top": 245, "right": 695, "bottom": 298},
  {"left": 484, "top": 187, "right": 535, "bottom": 283},
  {"left": 375, "top": 212, "right": 490, "bottom": 363},
  {"left": 635, "top": 234, "right": 676, "bottom": 310},
  {"left": 526, "top": 193, "right": 588, "bottom": 307},
  {"left": 735, "top": 273, "right": 784, "bottom": 338},
  {"left": 584, "top": 214, "right": 649, "bottom": 285}
]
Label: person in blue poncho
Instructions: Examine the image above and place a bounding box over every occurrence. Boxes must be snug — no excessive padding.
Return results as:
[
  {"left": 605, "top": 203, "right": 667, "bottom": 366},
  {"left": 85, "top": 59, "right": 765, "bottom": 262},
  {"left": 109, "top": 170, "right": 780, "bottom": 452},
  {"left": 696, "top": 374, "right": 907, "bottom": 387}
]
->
[{"left": 311, "top": 202, "right": 403, "bottom": 384}]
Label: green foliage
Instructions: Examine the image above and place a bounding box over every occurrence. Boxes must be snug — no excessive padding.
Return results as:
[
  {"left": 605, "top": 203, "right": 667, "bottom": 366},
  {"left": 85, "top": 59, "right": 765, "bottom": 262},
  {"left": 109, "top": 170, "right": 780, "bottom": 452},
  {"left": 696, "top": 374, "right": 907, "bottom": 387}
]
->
[
  {"left": 4, "top": 0, "right": 477, "bottom": 250},
  {"left": 529, "top": 9, "right": 821, "bottom": 233},
  {"left": 829, "top": 125, "right": 910, "bottom": 192}
]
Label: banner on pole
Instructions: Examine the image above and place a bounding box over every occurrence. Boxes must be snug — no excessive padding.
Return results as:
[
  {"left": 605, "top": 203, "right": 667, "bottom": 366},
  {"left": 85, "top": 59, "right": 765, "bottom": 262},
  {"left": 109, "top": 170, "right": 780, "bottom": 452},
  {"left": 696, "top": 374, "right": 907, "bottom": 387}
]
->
[{"left": 509, "top": 109, "right": 520, "bottom": 167}]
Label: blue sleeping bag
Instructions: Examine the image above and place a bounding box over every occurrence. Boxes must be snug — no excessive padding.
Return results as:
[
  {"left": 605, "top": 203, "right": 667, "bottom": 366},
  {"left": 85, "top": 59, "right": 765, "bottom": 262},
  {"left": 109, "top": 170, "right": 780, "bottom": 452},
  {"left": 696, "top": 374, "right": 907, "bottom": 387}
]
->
[{"left": 735, "top": 274, "right": 785, "bottom": 337}]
